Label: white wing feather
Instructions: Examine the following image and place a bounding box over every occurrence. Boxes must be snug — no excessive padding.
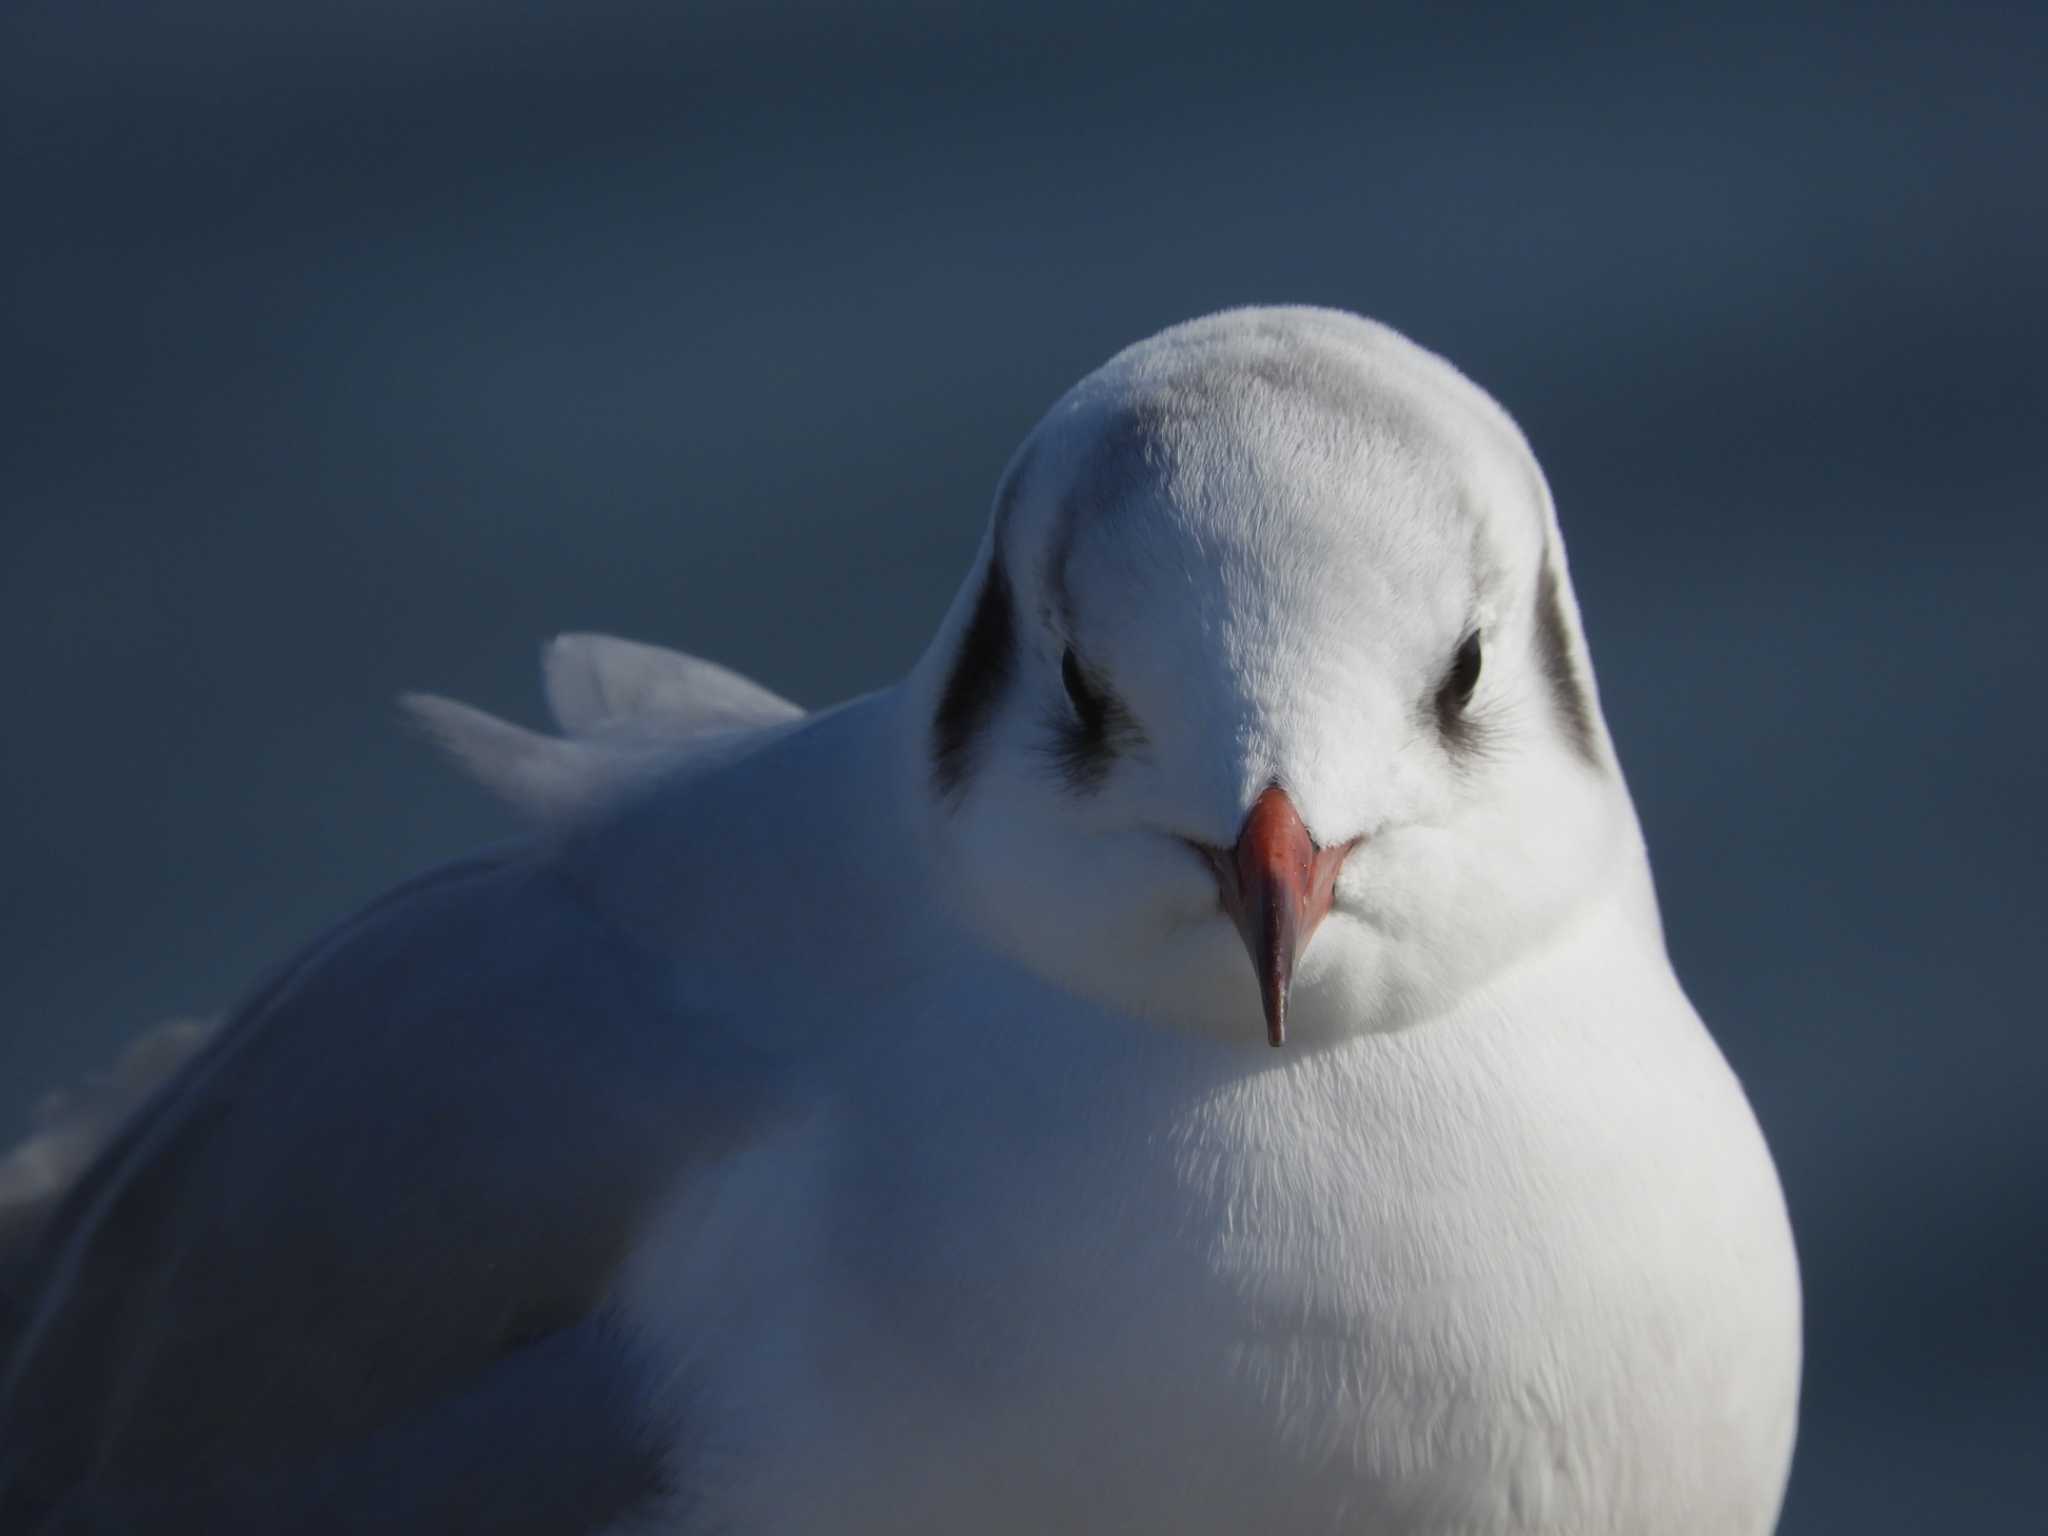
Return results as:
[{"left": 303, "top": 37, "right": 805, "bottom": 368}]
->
[{"left": 404, "top": 633, "right": 803, "bottom": 822}]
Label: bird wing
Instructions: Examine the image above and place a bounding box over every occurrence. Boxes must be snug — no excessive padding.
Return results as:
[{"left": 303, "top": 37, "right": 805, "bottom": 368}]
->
[
  {"left": 537, "top": 632, "right": 800, "bottom": 737},
  {"left": 0, "top": 1019, "right": 219, "bottom": 1354},
  {"left": 404, "top": 634, "right": 804, "bottom": 823},
  {"left": 0, "top": 850, "right": 771, "bottom": 1532}
]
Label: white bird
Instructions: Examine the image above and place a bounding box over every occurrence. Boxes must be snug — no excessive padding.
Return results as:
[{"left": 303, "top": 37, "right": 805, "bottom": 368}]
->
[{"left": 0, "top": 307, "right": 1800, "bottom": 1533}]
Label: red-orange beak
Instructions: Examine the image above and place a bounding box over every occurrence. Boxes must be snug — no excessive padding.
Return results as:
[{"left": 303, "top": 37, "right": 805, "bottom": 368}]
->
[{"left": 1201, "top": 786, "right": 1356, "bottom": 1047}]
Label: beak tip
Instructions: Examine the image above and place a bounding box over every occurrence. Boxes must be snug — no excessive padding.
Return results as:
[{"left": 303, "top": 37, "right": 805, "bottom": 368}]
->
[{"left": 1262, "top": 985, "right": 1287, "bottom": 1048}]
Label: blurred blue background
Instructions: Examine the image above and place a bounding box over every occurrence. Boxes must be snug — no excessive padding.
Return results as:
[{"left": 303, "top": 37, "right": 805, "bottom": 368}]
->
[{"left": 2, "top": 2, "right": 2042, "bottom": 1526}]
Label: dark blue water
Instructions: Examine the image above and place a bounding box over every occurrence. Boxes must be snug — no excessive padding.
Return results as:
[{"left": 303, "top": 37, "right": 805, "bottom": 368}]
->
[{"left": 3, "top": 4, "right": 2042, "bottom": 1526}]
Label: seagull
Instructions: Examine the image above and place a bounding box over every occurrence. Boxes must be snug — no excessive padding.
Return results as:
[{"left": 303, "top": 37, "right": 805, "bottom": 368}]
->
[{"left": 0, "top": 307, "right": 1801, "bottom": 1533}]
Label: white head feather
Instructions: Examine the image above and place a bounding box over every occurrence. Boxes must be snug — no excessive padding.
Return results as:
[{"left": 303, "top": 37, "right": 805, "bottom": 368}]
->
[{"left": 904, "top": 306, "right": 1652, "bottom": 1046}]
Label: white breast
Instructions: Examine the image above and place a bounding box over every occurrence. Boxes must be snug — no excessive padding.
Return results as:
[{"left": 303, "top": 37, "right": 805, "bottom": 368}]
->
[{"left": 616, "top": 891, "right": 1799, "bottom": 1536}]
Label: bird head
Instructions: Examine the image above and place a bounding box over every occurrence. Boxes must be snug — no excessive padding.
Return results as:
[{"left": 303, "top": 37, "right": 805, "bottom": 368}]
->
[{"left": 912, "top": 307, "right": 1643, "bottom": 1048}]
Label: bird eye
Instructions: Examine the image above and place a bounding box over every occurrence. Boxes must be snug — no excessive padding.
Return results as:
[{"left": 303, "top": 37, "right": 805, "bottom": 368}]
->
[
  {"left": 1061, "top": 647, "right": 1103, "bottom": 729},
  {"left": 1442, "top": 632, "right": 1482, "bottom": 713}
]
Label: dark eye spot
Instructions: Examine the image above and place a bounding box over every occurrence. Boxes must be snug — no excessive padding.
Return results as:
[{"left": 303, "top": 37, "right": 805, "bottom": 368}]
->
[
  {"left": 1445, "top": 632, "right": 1482, "bottom": 710},
  {"left": 1061, "top": 647, "right": 1105, "bottom": 733},
  {"left": 1434, "top": 631, "right": 1484, "bottom": 750},
  {"left": 1048, "top": 645, "right": 1142, "bottom": 792}
]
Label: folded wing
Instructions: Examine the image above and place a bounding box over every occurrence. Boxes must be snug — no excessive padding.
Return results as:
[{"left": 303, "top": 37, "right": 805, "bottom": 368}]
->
[{"left": 0, "top": 852, "right": 769, "bottom": 1532}]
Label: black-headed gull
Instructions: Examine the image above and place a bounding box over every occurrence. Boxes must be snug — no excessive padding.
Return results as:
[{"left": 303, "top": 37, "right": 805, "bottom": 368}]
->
[{"left": 0, "top": 308, "right": 1800, "bottom": 1533}]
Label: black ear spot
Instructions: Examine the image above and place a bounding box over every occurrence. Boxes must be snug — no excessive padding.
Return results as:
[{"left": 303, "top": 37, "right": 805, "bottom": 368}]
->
[
  {"left": 1534, "top": 562, "right": 1600, "bottom": 765},
  {"left": 1061, "top": 647, "right": 1106, "bottom": 735},
  {"left": 931, "top": 558, "right": 1016, "bottom": 797}
]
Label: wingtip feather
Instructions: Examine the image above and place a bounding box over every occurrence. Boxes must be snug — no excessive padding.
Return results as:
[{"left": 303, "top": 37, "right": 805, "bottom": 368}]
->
[{"left": 399, "top": 691, "right": 594, "bottom": 820}]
